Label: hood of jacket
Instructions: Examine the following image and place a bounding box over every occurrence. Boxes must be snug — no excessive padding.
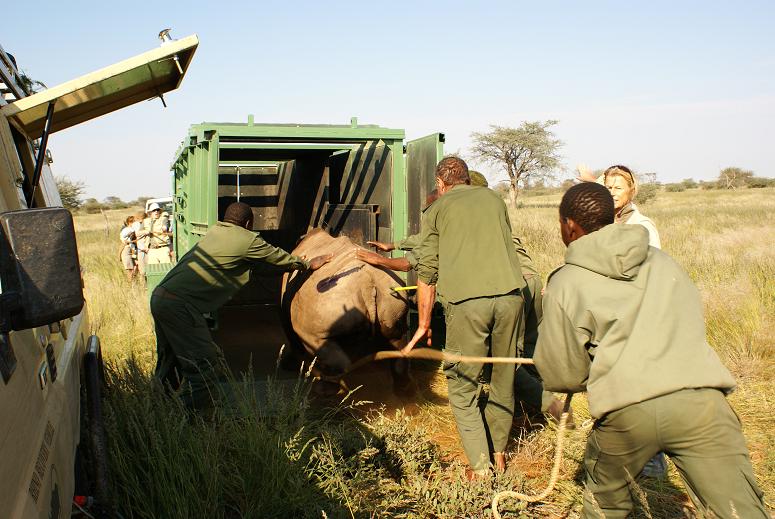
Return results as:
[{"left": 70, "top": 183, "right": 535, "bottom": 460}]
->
[{"left": 564, "top": 223, "right": 649, "bottom": 280}]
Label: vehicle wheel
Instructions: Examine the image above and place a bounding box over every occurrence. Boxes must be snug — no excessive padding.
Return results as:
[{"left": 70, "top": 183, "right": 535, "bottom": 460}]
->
[{"left": 83, "top": 335, "right": 114, "bottom": 518}]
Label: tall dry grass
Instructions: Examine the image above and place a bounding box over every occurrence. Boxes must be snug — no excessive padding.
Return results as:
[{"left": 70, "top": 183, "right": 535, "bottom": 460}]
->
[{"left": 75, "top": 189, "right": 775, "bottom": 518}]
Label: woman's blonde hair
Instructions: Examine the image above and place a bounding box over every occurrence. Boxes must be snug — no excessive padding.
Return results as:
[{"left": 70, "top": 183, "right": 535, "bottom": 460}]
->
[
  {"left": 604, "top": 164, "right": 638, "bottom": 195},
  {"left": 123, "top": 215, "right": 135, "bottom": 227}
]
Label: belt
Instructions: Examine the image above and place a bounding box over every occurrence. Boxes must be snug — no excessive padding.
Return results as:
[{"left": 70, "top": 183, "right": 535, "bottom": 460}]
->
[
  {"left": 153, "top": 286, "right": 181, "bottom": 301},
  {"left": 149, "top": 244, "right": 170, "bottom": 249}
]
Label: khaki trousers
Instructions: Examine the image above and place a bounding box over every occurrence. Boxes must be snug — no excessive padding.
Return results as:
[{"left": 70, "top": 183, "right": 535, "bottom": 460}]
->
[
  {"left": 583, "top": 388, "right": 768, "bottom": 519},
  {"left": 443, "top": 292, "right": 523, "bottom": 471},
  {"left": 146, "top": 246, "right": 172, "bottom": 264}
]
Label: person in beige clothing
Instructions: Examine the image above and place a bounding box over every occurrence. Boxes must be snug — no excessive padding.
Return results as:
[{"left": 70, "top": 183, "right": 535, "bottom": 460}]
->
[
  {"left": 576, "top": 164, "right": 661, "bottom": 249},
  {"left": 144, "top": 202, "right": 173, "bottom": 265},
  {"left": 603, "top": 164, "right": 660, "bottom": 248}
]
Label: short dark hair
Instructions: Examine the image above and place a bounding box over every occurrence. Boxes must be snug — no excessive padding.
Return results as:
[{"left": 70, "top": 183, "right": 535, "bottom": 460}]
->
[
  {"left": 436, "top": 156, "right": 470, "bottom": 186},
  {"left": 559, "top": 183, "right": 615, "bottom": 233},
  {"left": 223, "top": 202, "right": 254, "bottom": 227}
]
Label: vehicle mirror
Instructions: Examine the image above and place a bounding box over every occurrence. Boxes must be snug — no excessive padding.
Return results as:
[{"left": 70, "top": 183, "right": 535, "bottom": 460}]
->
[{"left": 0, "top": 208, "right": 84, "bottom": 332}]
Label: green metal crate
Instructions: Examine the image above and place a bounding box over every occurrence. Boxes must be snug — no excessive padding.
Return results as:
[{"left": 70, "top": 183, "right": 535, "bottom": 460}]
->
[
  {"left": 144, "top": 262, "right": 174, "bottom": 296},
  {"left": 154, "top": 117, "right": 444, "bottom": 374}
]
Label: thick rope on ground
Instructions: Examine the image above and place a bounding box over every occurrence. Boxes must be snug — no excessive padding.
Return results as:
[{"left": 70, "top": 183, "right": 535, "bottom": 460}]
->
[
  {"left": 345, "top": 347, "right": 535, "bottom": 374},
  {"left": 491, "top": 393, "right": 574, "bottom": 518},
  {"left": 316, "top": 347, "right": 573, "bottom": 514}
]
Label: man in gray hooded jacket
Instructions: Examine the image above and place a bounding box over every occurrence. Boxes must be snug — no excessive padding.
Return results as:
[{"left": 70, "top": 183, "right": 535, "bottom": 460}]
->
[{"left": 534, "top": 183, "right": 767, "bottom": 519}]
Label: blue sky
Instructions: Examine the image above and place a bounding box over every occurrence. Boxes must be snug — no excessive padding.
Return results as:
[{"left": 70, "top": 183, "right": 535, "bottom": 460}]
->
[{"left": 5, "top": 1, "right": 774, "bottom": 200}]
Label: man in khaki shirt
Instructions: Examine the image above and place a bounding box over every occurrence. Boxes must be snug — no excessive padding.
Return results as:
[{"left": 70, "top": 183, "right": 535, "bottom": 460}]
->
[
  {"left": 144, "top": 202, "right": 173, "bottom": 264},
  {"left": 405, "top": 157, "right": 524, "bottom": 477},
  {"left": 152, "top": 202, "right": 331, "bottom": 410}
]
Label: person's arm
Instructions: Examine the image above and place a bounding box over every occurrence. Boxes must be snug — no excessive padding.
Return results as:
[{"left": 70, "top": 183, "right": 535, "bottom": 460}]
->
[
  {"left": 533, "top": 289, "right": 592, "bottom": 393},
  {"left": 403, "top": 279, "right": 435, "bottom": 353},
  {"left": 512, "top": 234, "right": 539, "bottom": 276},
  {"left": 246, "top": 234, "right": 311, "bottom": 271},
  {"left": 366, "top": 240, "right": 395, "bottom": 252},
  {"left": 395, "top": 232, "right": 421, "bottom": 251},
  {"left": 356, "top": 249, "right": 412, "bottom": 272},
  {"left": 404, "top": 210, "right": 440, "bottom": 353}
]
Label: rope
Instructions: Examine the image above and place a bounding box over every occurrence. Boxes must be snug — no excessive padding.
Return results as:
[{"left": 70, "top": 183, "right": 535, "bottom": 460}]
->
[
  {"left": 491, "top": 393, "right": 574, "bottom": 518},
  {"left": 317, "top": 347, "right": 572, "bottom": 514},
  {"left": 343, "top": 347, "right": 535, "bottom": 375}
]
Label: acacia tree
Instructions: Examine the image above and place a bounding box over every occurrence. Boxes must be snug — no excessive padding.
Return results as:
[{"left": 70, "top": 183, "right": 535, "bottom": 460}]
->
[
  {"left": 55, "top": 175, "right": 85, "bottom": 210},
  {"left": 470, "top": 120, "right": 563, "bottom": 207},
  {"left": 718, "top": 167, "right": 753, "bottom": 189}
]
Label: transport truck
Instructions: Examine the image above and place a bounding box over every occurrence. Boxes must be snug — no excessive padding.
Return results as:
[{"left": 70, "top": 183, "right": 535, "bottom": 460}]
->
[
  {"left": 148, "top": 120, "right": 445, "bottom": 373},
  {"left": 0, "top": 34, "right": 197, "bottom": 518}
]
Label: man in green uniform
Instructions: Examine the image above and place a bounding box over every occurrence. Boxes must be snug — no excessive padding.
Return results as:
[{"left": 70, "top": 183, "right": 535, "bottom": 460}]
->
[
  {"left": 464, "top": 174, "right": 565, "bottom": 423},
  {"left": 151, "top": 202, "right": 331, "bottom": 410},
  {"left": 508, "top": 235, "right": 567, "bottom": 422},
  {"left": 534, "top": 183, "right": 768, "bottom": 519},
  {"left": 362, "top": 175, "right": 566, "bottom": 426},
  {"left": 405, "top": 157, "right": 525, "bottom": 477}
]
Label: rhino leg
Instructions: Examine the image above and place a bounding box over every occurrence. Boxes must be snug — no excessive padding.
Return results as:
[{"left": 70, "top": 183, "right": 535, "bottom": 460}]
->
[{"left": 388, "top": 338, "right": 416, "bottom": 397}]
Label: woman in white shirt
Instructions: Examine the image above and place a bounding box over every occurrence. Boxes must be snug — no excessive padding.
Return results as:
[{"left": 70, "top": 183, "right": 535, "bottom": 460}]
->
[{"left": 603, "top": 164, "right": 661, "bottom": 249}]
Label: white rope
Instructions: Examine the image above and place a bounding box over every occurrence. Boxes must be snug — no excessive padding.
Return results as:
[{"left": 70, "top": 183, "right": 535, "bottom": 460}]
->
[{"left": 491, "top": 393, "right": 574, "bottom": 518}]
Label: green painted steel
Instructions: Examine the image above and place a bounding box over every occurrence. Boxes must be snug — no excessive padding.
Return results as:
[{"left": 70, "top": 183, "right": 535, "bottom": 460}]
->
[
  {"left": 170, "top": 119, "right": 411, "bottom": 256},
  {"left": 404, "top": 133, "right": 445, "bottom": 286},
  {"left": 163, "top": 119, "right": 443, "bottom": 299},
  {"left": 145, "top": 262, "right": 174, "bottom": 297},
  {"left": 406, "top": 133, "right": 445, "bottom": 236}
]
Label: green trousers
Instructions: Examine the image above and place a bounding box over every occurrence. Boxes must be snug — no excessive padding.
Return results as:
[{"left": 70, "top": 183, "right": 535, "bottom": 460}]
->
[
  {"left": 514, "top": 275, "right": 555, "bottom": 413},
  {"left": 443, "top": 292, "right": 523, "bottom": 471},
  {"left": 151, "top": 293, "right": 230, "bottom": 410},
  {"left": 583, "top": 388, "right": 768, "bottom": 519}
]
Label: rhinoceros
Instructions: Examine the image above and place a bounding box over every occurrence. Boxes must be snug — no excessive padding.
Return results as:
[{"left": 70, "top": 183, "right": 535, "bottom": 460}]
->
[{"left": 280, "top": 229, "right": 413, "bottom": 395}]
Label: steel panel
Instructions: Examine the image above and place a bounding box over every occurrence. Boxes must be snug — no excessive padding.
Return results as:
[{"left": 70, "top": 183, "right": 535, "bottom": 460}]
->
[
  {"left": 406, "top": 133, "right": 444, "bottom": 237},
  {"left": 2, "top": 35, "right": 198, "bottom": 137}
]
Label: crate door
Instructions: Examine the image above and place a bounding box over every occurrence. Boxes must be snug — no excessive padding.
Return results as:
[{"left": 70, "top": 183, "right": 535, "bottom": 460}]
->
[
  {"left": 405, "top": 133, "right": 444, "bottom": 285},
  {"left": 406, "top": 133, "right": 444, "bottom": 237}
]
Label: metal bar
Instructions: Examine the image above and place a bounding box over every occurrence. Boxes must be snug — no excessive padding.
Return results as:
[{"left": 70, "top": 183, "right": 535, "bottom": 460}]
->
[
  {"left": 218, "top": 161, "right": 281, "bottom": 167},
  {"left": 191, "top": 124, "right": 405, "bottom": 141},
  {"left": 236, "top": 166, "right": 240, "bottom": 202},
  {"left": 218, "top": 142, "right": 359, "bottom": 150},
  {"left": 27, "top": 101, "right": 55, "bottom": 207},
  {"left": 0, "top": 43, "right": 29, "bottom": 101}
]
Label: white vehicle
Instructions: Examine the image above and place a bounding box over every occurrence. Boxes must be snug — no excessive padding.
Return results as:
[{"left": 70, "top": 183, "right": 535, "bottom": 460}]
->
[
  {"left": 145, "top": 196, "right": 173, "bottom": 215},
  {"left": 0, "top": 34, "right": 197, "bottom": 518}
]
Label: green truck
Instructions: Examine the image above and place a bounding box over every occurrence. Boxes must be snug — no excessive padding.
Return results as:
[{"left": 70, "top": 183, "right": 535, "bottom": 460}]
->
[{"left": 148, "top": 121, "right": 445, "bottom": 372}]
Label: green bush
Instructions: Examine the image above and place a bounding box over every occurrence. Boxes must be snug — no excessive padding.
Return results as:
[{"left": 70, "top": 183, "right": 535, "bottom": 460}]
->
[
  {"left": 748, "top": 177, "right": 775, "bottom": 188},
  {"left": 82, "top": 198, "right": 106, "bottom": 214},
  {"left": 665, "top": 183, "right": 685, "bottom": 193},
  {"left": 635, "top": 183, "right": 659, "bottom": 205}
]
